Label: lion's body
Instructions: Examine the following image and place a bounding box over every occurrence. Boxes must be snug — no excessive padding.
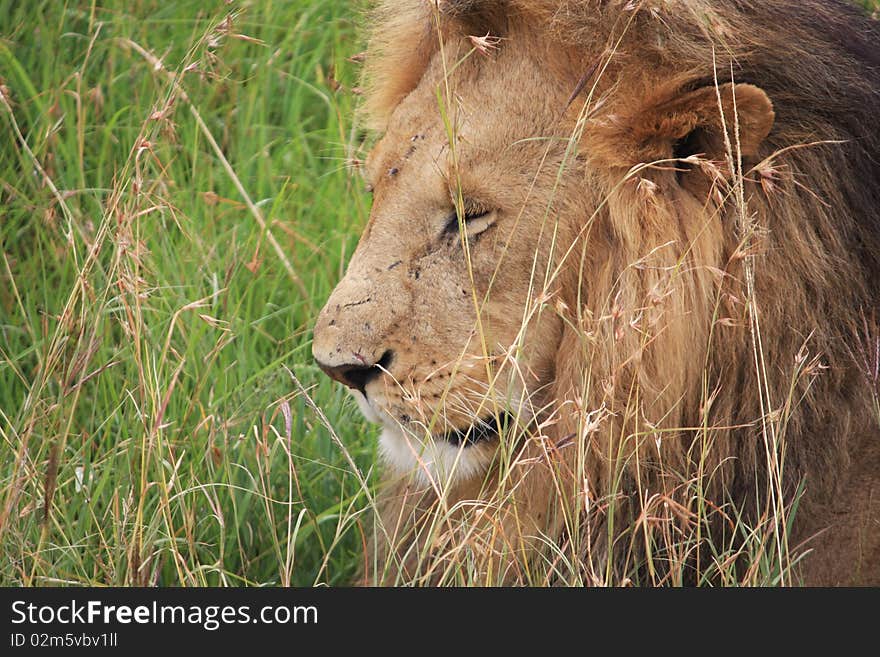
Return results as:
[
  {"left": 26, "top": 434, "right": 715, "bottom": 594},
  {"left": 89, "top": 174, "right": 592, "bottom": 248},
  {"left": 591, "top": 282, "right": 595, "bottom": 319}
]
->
[{"left": 313, "top": 0, "right": 880, "bottom": 585}]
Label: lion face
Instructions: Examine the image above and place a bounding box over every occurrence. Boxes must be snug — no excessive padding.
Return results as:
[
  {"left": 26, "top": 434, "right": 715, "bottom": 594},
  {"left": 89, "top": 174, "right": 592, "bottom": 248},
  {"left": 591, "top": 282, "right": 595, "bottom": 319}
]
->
[{"left": 312, "top": 40, "right": 577, "bottom": 482}]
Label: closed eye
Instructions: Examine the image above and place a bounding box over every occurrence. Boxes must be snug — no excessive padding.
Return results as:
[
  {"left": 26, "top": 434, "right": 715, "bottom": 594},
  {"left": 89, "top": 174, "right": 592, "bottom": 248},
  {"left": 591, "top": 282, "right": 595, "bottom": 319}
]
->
[{"left": 442, "top": 202, "right": 495, "bottom": 238}]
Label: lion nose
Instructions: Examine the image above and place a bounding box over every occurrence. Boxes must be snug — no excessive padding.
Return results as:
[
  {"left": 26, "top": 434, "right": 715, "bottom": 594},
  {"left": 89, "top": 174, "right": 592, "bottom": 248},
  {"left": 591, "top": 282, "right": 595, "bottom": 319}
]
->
[{"left": 316, "top": 350, "right": 394, "bottom": 395}]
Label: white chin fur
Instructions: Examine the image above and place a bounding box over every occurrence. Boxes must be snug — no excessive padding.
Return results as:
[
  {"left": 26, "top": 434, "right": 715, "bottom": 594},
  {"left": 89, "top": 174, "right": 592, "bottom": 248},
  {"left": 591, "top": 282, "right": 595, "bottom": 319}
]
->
[
  {"left": 350, "top": 389, "right": 382, "bottom": 424},
  {"left": 378, "top": 425, "right": 490, "bottom": 486},
  {"left": 349, "top": 389, "right": 492, "bottom": 485}
]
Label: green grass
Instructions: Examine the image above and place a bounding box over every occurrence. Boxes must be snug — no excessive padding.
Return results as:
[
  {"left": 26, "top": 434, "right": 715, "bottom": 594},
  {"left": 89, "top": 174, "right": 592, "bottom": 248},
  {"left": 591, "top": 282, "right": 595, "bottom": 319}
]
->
[
  {"left": 0, "top": 0, "right": 375, "bottom": 586},
  {"left": 1, "top": 0, "right": 878, "bottom": 588}
]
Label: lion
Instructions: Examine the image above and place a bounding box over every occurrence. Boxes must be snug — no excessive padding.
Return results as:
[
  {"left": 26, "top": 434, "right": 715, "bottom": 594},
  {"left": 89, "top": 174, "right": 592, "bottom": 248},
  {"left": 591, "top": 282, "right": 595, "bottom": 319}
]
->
[{"left": 312, "top": 0, "right": 880, "bottom": 586}]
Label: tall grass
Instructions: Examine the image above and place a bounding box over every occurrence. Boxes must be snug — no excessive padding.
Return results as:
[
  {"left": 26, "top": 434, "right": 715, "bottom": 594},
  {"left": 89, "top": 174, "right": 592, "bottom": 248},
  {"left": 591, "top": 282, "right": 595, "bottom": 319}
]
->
[
  {"left": 1, "top": 0, "right": 877, "bottom": 587},
  {"left": 1, "top": 0, "right": 373, "bottom": 586}
]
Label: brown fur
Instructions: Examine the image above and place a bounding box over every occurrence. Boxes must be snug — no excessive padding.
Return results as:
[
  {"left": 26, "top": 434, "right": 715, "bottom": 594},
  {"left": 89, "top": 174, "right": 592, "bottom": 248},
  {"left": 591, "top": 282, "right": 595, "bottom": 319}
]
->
[{"left": 313, "top": 0, "right": 880, "bottom": 585}]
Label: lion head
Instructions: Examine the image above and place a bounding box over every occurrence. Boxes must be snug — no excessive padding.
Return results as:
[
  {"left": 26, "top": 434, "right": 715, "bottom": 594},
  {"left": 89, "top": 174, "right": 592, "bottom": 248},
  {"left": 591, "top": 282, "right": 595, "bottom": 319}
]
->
[{"left": 312, "top": 1, "right": 880, "bottom": 585}]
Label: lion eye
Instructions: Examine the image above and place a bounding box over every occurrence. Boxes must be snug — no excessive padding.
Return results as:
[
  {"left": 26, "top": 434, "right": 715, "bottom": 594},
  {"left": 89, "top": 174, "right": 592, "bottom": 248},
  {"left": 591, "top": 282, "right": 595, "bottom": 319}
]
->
[{"left": 442, "top": 204, "right": 495, "bottom": 238}]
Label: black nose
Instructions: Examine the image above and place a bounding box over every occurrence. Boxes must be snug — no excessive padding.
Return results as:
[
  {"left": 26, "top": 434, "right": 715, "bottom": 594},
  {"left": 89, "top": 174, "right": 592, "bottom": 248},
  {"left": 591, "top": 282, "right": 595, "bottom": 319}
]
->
[{"left": 316, "top": 350, "right": 393, "bottom": 395}]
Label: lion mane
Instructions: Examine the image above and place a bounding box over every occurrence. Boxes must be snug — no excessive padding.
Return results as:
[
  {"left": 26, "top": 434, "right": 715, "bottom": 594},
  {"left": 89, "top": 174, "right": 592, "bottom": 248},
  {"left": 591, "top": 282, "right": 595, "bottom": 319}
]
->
[{"left": 321, "top": 0, "right": 880, "bottom": 585}]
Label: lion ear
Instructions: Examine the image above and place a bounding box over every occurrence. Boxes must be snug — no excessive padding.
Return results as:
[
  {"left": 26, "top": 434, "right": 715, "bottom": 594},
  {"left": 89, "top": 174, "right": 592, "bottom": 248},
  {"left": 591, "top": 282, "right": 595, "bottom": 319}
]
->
[{"left": 591, "top": 82, "right": 775, "bottom": 178}]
